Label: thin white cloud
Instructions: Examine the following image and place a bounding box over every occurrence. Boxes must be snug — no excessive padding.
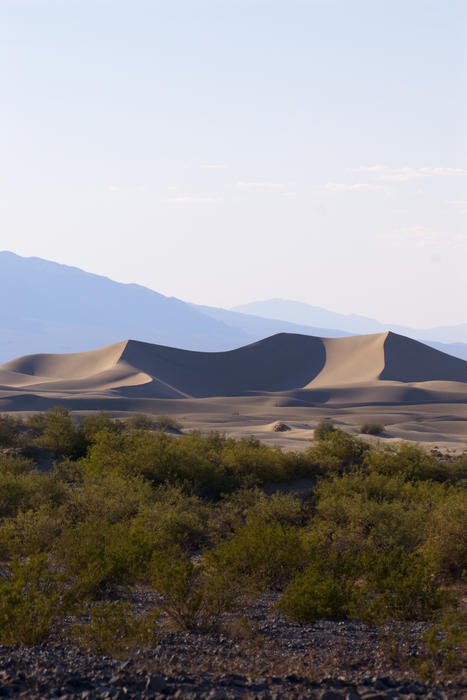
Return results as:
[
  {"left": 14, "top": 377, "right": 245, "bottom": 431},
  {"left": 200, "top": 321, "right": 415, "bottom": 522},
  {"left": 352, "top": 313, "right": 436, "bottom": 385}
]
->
[
  {"left": 383, "top": 226, "right": 467, "bottom": 248},
  {"left": 352, "top": 165, "right": 387, "bottom": 173},
  {"left": 237, "top": 181, "right": 287, "bottom": 189},
  {"left": 200, "top": 164, "right": 228, "bottom": 169},
  {"left": 107, "top": 185, "right": 120, "bottom": 192},
  {"left": 353, "top": 166, "right": 467, "bottom": 182},
  {"left": 325, "top": 182, "right": 385, "bottom": 192},
  {"left": 167, "top": 196, "right": 223, "bottom": 203}
]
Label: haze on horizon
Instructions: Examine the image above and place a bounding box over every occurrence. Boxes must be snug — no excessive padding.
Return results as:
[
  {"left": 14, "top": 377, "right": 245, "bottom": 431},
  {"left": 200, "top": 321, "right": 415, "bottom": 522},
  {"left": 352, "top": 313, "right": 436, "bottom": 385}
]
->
[{"left": 1, "top": 0, "right": 466, "bottom": 328}]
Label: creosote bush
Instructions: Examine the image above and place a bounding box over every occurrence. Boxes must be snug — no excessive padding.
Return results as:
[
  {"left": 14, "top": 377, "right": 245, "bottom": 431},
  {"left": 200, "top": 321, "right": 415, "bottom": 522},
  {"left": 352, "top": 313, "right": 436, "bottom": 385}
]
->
[
  {"left": 0, "top": 555, "right": 66, "bottom": 645},
  {"left": 72, "top": 601, "right": 160, "bottom": 655},
  {"left": 0, "top": 407, "right": 465, "bottom": 652},
  {"left": 359, "top": 422, "right": 384, "bottom": 435}
]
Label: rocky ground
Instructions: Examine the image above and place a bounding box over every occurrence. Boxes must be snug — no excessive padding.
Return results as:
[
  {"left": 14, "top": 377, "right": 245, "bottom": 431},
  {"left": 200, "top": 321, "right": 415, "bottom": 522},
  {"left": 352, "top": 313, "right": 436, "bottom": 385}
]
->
[{"left": 0, "top": 594, "right": 465, "bottom": 699}]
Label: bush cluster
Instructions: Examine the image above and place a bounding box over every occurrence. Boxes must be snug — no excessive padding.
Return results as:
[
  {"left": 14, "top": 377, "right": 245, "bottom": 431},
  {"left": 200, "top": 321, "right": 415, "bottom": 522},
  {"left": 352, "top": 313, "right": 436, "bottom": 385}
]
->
[{"left": 0, "top": 410, "right": 465, "bottom": 651}]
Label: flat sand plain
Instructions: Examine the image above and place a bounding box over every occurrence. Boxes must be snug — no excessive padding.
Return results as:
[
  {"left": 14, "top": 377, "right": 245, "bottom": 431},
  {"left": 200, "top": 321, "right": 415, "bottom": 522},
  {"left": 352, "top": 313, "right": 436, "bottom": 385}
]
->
[{"left": 1, "top": 332, "right": 466, "bottom": 452}]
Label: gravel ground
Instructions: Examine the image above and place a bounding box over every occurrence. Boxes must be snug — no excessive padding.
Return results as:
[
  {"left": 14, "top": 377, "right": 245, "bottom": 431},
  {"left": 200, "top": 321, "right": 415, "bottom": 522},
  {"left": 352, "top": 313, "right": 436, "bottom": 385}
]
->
[{"left": 0, "top": 593, "right": 464, "bottom": 699}]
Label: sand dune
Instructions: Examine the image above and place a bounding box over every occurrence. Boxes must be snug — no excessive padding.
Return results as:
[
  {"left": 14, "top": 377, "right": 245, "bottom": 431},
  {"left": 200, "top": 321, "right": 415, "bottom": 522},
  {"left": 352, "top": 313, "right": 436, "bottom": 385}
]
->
[
  {"left": 0, "top": 331, "right": 466, "bottom": 451},
  {"left": 0, "top": 332, "right": 466, "bottom": 405}
]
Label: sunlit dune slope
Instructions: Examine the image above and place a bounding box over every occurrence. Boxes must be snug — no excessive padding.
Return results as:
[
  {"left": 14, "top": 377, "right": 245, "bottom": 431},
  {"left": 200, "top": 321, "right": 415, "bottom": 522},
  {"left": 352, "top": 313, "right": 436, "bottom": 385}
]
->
[{"left": 0, "top": 332, "right": 465, "bottom": 405}]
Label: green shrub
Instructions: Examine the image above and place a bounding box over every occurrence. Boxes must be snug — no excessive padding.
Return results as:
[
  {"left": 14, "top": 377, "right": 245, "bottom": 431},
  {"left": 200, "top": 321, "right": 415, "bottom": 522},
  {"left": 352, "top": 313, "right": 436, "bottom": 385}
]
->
[
  {"left": 364, "top": 442, "right": 449, "bottom": 482},
  {"left": 308, "top": 471, "right": 445, "bottom": 557},
  {"left": 33, "top": 407, "right": 87, "bottom": 459},
  {"left": 306, "top": 429, "right": 369, "bottom": 473},
  {"left": 416, "top": 609, "right": 467, "bottom": 680},
  {"left": 313, "top": 420, "right": 336, "bottom": 441},
  {"left": 125, "top": 413, "right": 156, "bottom": 431},
  {"left": 0, "top": 415, "right": 22, "bottom": 447},
  {"left": 278, "top": 551, "right": 355, "bottom": 623},
  {"left": 422, "top": 488, "right": 467, "bottom": 578},
  {"left": 0, "top": 505, "right": 65, "bottom": 558},
  {"left": 150, "top": 545, "right": 237, "bottom": 630},
  {"left": 0, "top": 555, "right": 65, "bottom": 645},
  {"left": 130, "top": 486, "right": 209, "bottom": 552},
  {"left": 54, "top": 518, "right": 147, "bottom": 598},
  {"left": 207, "top": 521, "right": 308, "bottom": 593},
  {"left": 69, "top": 472, "right": 152, "bottom": 525},
  {"left": 0, "top": 468, "right": 68, "bottom": 519},
  {"left": 0, "top": 453, "right": 34, "bottom": 475},
  {"left": 359, "top": 423, "right": 384, "bottom": 435},
  {"left": 156, "top": 414, "right": 183, "bottom": 432},
  {"left": 82, "top": 411, "right": 124, "bottom": 441},
  {"left": 72, "top": 601, "right": 159, "bottom": 655},
  {"left": 279, "top": 549, "right": 444, "bottom": 625},
  {"left": 350, "top": 550, "right": 444, "bottom": 623}
]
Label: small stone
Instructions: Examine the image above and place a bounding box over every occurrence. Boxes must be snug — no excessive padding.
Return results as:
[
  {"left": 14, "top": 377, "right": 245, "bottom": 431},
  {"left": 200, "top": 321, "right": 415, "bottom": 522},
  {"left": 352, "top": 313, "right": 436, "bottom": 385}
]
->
[{"left": 145, "top": 674, "right": 166, "bottom": 693}]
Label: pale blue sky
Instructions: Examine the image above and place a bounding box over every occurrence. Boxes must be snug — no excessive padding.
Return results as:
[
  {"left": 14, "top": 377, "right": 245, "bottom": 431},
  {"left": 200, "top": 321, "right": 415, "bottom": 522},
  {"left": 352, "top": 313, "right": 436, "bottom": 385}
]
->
[{"left": 1, "top": 0, "right": 466, "bottom": 327}]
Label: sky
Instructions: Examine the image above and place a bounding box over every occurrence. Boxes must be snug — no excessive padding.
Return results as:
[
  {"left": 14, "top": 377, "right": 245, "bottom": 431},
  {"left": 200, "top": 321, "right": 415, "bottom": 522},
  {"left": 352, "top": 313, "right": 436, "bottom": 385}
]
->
[{"left": 1, "top": 0, "right": 466, "bottom": 328}]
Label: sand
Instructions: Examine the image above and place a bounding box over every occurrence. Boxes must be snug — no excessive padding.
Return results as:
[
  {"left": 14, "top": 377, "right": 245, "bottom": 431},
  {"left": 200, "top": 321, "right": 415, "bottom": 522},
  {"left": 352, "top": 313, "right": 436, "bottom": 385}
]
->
[{"left": 0, "top": 332, "right": 466, "bottom": 452}]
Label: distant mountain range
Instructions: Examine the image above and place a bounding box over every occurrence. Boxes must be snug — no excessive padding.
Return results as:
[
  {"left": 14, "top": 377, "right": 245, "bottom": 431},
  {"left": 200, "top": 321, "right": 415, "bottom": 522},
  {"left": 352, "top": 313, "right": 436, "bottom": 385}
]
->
[
  {"left": 232, "top": 299, "right": 467, "bottom": 345},
  {"left": 0, "top": 251, "right": 466, "bottom": 364}
]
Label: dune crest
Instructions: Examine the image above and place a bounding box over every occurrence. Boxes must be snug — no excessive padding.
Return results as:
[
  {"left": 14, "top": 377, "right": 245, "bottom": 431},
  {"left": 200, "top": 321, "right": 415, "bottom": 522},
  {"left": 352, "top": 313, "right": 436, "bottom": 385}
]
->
[{"left": 0, "top": 332, "right": 465, "bottom": 410}]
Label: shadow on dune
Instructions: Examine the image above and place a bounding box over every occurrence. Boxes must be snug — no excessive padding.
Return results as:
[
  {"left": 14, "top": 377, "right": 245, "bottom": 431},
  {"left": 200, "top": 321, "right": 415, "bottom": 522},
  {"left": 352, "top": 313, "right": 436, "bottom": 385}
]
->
[
  {"left": 380, "top": 333, "right": 467, "bottom": 383},
  {"left": 117, "top": 333, "right": 327, "bottom": 398}
]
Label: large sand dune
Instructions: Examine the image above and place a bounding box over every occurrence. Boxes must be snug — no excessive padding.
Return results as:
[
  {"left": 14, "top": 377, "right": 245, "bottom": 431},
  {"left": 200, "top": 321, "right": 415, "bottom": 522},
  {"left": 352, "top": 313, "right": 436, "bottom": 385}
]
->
[
  {"left": 0, "top": 331, "right": 466, "bottom": 401},
  {"left": 0, "top": 332, "right": 466, "bottom": 450}
]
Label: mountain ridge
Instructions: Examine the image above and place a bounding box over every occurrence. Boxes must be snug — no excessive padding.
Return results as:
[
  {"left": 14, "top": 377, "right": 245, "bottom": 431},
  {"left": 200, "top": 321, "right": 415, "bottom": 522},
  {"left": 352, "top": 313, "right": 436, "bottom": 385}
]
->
[
  {"left": 1, "top": 251, "right": 466, "bottom": 365},
  {"left": 232, "top": 298, "right": 467, "bottom": 344}
]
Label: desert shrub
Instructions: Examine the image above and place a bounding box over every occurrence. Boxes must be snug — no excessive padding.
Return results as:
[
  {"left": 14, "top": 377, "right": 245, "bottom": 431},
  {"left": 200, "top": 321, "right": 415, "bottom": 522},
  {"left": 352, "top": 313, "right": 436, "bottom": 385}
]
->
[
  {"left": 54, "top": 518, "right": 147, "bottom": 598},
  {"left": 278, "top": 550, "right": 356, "bottom": 623},
  {"left": 364, "top": 442, "right": 450, "bottom": 482},
  {"left": 68, "top": 471, "right": 152, "bottom": 525},
  {"left": 33, "top": 407, "right": 87, "bottom": 459},
  {"left": 349, "top": 550, "right": 444, "bottom": 623},
  {"left": 0, "top": 415, "right": 22, "bottom": 447},
  {"left": 422, "top": 488, "right": 467, "bottom": 578},
  {"left": 80, "top": 427, "right": 315, "bottom": 496},
  {"left": 81, "top": 429, "right": 231, "bottom": 497},
  {"left": 0, "top": 453, "right": 34, "bottom": 475},
  {"left": 306, "top": 429, "right": 369, "bottom": 473},
  {"left": 415, "top": 609, "right": 467, "bottom": 681},
  {"left": 82, "top": 411, "right": 124, "bottom": 441},
  {"left": 72, "top": 601, "right": 159, "bottom": 655},
  {"left": 359, "top": 422, "right": 384, "bottom": 435},
  {"left": 150, "top": 545, "right": 237, "bottom": 630},
  {"left": 0, "top": 505, "right": 65, "bottom": 558},
  {"left": 207, "top": 521, "right": 308, "bottom": 592},
  {"left": 220, "top": 437, "right": 290, "bottom": 485},
  {"left": 0, "top": 555, "right": 66, "bottom": 645},
  {"left": 307, "top": 471, "right": 447, "bottom": 557},
  {"left": 130, "top": 486, "right": 209, "bottom": 553},
  {"left": 125, "top": 412, "right": 156, "bottom": 431},
  {"left": 156, "top": 414, "right": 183, "bottom": 432},
  {"left": 0, "top": 468, "right": 68, "bottom": 519},
  {"left": 245, "top": 491, "right": 309, "bottom": 529},
  {"left": 279, "top": 549, "right": 444, "bottom": 625},
  {"left": 313, "top": 420, "right": 336, "bottom": 441}
]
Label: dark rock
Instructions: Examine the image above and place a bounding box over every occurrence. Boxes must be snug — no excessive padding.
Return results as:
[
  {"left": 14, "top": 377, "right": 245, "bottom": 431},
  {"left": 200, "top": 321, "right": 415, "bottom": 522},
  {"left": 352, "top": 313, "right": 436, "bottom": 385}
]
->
[{"left": 145, "top": 674, "right": 166, "bottom": 693}]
